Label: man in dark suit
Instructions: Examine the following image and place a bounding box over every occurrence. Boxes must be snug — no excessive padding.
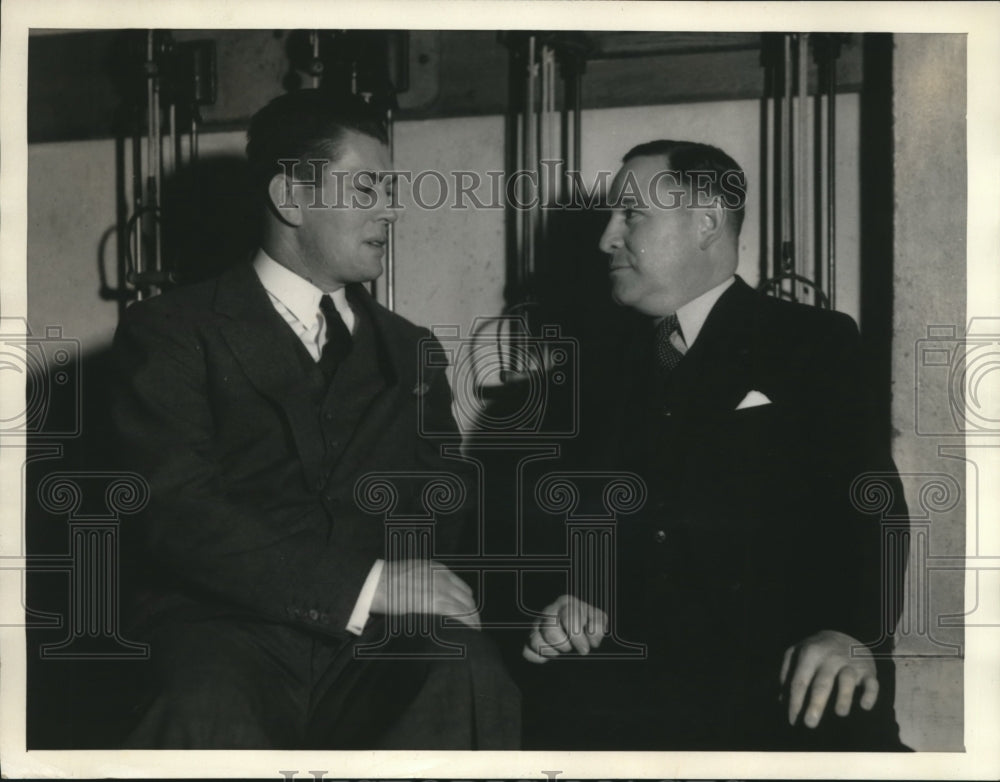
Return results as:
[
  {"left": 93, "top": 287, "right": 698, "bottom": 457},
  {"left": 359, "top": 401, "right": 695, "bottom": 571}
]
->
[
  {"left": 113, "top": 89, "right": 519, "bottom": 749},
  {"left": 520, "top": 140, "right": 907, "bottom": 750}
]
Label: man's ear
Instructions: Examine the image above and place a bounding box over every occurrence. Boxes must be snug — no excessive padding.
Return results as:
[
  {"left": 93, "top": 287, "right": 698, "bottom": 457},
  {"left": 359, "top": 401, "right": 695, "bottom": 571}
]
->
[
  {"left": 267, "top": 173, "right": 304, "bottom": 227},
  {"left": 696, "top": 197, "right": 728, "bottom": 250}
]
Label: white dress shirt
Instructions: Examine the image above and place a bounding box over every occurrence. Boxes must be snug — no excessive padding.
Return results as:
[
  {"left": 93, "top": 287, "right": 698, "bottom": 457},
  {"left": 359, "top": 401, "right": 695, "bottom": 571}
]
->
[
  {"left": 252, "top": 249, "right": 382, "bottom": 636},
  {"left": 673, "top": 275, "right": 736, "bottom": 350}
]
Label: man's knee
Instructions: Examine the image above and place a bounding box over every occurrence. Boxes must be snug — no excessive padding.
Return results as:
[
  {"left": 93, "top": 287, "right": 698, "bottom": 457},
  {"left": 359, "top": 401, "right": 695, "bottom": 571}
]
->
[{"left": 127, "top": 619, "right": 301, "bottom": 748}]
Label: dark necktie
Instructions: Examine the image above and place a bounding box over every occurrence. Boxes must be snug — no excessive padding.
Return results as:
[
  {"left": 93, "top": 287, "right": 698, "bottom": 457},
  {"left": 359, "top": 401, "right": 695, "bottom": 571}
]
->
[
  {"left": 318, "top": 294, "right": 352, "bottom": 379},
  {"left": 654, "top": 313, "right": 686, "bottom": 372}
]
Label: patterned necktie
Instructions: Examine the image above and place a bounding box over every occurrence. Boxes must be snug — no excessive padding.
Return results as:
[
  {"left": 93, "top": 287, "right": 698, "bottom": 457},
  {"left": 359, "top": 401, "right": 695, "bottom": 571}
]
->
[
  {"left": 655, "top": 313, "right": 686, "bottom": 372},
  {"left": 318, "top": 294, "right": 352, "bottom": 379}
]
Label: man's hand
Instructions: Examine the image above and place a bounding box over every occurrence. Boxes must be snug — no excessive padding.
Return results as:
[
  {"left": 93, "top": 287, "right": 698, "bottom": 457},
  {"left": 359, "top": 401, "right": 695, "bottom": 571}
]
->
[
  {"left": 780, "top": 629, "right": 878, "bottom": 728},
  {"left": 370, "top": 559, "right": 481, "bottom": 630},
  {"left": 522, "top": 595, "right": 608, "bottom": 663}
]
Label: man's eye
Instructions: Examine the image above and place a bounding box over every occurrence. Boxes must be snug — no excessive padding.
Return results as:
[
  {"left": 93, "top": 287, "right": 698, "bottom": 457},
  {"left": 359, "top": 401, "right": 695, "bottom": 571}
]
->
[{"left": 624, "top": 207, "right": 640, "bottom": 220}]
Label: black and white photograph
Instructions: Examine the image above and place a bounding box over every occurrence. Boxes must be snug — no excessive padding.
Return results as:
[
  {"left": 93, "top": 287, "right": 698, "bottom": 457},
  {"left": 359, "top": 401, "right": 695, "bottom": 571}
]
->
[{"left": 1, "top": 1, "right": 997, "bottom": 778}]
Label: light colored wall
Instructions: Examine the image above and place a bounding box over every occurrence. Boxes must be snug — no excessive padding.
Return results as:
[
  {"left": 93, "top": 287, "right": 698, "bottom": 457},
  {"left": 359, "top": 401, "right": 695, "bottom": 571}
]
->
[
  {"left": 890, "top": 33, "right": 967, "bottom": 752},
  {"left": 27, "top": 138, "right": 121, "bottom": 349}
]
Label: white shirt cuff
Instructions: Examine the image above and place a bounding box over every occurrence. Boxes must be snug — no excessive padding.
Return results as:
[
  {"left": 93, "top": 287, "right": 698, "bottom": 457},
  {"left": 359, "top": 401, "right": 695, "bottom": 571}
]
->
[{"left": 346, "top": 558, "right": 384, "bottom": 635}]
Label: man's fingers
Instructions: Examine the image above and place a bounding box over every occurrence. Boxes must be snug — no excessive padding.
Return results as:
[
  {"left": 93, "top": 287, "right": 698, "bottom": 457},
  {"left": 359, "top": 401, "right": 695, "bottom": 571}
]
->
[
  {"left": 539, "top": 618, "right": 573, "bottom": 653},
  {"left": 585, "top": 607, "right": 608, "bottom": 647},
  {"left": 833, "top": 667, "right": 859, "bottom": 717},
  {"left": 802, "top": 665, "right": 838, "bottom": 728},
  {"left": 561, "top": 605, "right": 590, "bottom": 655},
  {"left": 526, "top": 596, "right": 607, "bottom": 658},
  {"left": 786, "top": 665, "right": 808, "bottom": 725},
  {"left": 786, "top": 655, "right": 816, "bottom": 725},
  {"left": 859, "top": 673, "right": 880, "bottom": 711},
  {"left": 522, "top": 643, "right": 549, "bottom": 664},
  {"left": 530, "top": 627, "right": 563, "bottom": 658},
  {"left": 779, "top": 645, "right": 794, "bottom": 687}
]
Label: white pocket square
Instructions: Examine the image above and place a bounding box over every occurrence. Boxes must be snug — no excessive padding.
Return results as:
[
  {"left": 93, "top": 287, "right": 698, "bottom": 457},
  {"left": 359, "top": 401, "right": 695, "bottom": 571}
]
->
[{"left": 735, "top": 390, "right": 772, "bottom": 410}]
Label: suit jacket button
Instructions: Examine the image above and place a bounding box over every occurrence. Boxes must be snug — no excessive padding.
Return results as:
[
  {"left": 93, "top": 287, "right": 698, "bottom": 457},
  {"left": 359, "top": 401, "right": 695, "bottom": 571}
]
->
[
  {"left": 654, "top": 529, "right": 667, "bottom": 544},
  {"left": 308, "top": 609, "right": 319, "bottom": 621},
  {"left": 319, "top": 612, "right": 330, "bottom": 624}
]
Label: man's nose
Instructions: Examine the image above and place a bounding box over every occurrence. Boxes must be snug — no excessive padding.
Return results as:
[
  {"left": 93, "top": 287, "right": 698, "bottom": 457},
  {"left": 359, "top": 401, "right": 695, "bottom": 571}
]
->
[
  {"left": 378, "top": 189, "right": 398, "bottom": 223},
  {"left": 598, "top": 218, "right": 622, "bottom": 254}
]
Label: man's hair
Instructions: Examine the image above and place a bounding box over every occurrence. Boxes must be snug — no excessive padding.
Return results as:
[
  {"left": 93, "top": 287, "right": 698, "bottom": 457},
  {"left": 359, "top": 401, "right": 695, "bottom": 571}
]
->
[
  {"left": 623, "top": 140, "right": 747, "bottom": 236},
  {"left": 245, "top": 88, "right": 388, "bottom": 197}
]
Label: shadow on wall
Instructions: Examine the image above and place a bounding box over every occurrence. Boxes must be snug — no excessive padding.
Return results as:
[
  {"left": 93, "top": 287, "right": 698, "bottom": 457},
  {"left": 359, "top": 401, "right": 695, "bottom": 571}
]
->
[
  {"left": 24, "top": 346, "right": 151, "bottom": 749},
  {"left": 26, "top": 153, "right": 261, "bottom": 748},
  {"left": 160, "top": 154, "right": 260, "bottom": 284}
]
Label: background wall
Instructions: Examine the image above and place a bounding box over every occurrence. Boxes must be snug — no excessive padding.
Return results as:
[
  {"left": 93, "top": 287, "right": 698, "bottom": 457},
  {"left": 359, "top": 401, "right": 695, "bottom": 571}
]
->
[{"left": 890, "top": 33, "right": 967, "bottom": 752}]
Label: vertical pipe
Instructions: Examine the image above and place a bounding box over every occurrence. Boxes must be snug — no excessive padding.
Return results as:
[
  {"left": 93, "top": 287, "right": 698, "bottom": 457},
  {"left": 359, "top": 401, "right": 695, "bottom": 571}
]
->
[
  {"left": 504, "top": 41, "right": 522, "bottom": 311},
  {"left": 522, "top": 35, "right": 536, "bottom": 298},
  {"left": 782, "top": 34, "right": 793, "bottom": 299},
  {"left": 827, "top": 50, "right": 837, "bottom": 310},
  {"left": 797, "top": 33, "right": 809, "bottom": 301},
  {"left": 560, "top": 68, "right": 570, "bottom": 205},
  {"left": 386, "top": 107, "right": 396, "bottom": 312},
  {"left": 547, "top": 46, "right": 557, "bottom": 204},
  {"left": 813, "top": 54, "right": 825, "bottom": 306},
  {"left": 759, "top": 42, "right": 772, "bottom": 288},
  {"left": 190, "top": 114, "right": 199, "bottom": 164},
  {"left": 167, "top": 103, "right": 177, "bottom": 177},
  {"left": 310, "top": 32, "right": 321, "bottom": 89},
  {"left": 770, "top": 39, "right": 783, "bottom": 284},
  {"left": 132, "top": 120, "right": 144, "bottom": 299},
  {"left": 538, "top": 45, "right": 550, "bottom": 254},
  {"left": 148, "top": 33, "right": 162, "bottom": 277},
  {"left": 571, "top": 68, "right": 582, "bottom": 176}
]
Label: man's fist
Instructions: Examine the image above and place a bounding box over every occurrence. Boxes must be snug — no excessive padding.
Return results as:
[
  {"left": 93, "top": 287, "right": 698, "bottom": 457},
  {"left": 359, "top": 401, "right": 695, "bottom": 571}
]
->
[
  {"left": 780, "top": 629, "right": 879, "bottom": 728},
  {"left": 370, "top": 559, "right": 481, "bottom": 630},
  {"left": 522, "top": 595, "right": 608, "bottom": 663}
]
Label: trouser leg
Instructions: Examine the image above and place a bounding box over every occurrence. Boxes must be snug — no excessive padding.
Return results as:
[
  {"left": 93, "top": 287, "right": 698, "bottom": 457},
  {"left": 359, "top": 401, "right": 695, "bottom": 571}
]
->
[
  {"left": 124, "top": 617, "right": 309, "bottom": 749},
  {"left": 306, "top": 622, "right": 521, "bottom": 750}
]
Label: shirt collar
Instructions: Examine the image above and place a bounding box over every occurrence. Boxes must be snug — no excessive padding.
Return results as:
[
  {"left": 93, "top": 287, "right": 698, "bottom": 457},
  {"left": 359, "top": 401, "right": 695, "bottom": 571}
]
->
[
  {"left": 675, "top": 275, "right": 736, "bottom": 348},
  {"left": 252, "top": 249, "right": 351, "bottom": 329}
]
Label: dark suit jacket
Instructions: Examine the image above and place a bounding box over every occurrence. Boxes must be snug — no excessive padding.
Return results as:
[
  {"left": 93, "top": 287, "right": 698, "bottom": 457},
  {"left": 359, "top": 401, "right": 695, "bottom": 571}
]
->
[
  {"left": 112, "top": 262, "right": 466, "bottom": 640},
  {"left": 526, "top": 276, "right": 907, "bottom": 749}
]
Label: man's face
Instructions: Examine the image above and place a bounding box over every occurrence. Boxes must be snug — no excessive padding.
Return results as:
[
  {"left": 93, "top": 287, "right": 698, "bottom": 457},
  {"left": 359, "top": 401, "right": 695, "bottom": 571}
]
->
[
  {"left": 294, "top": 130, "right": 396, "bottom": 291},
  {"left": 598, "top": 155, "right": 717, "bottom": 317}
]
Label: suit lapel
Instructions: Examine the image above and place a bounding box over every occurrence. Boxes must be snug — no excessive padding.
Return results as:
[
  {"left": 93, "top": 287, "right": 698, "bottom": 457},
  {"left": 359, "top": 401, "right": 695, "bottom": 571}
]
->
[
  {"left": 670, "top": 277, "right": 760, "bottom": 421},
  {"left": 214, "top": 264, "right": 326, "bottom": 483},
  {"left": 324, "top": 284, "right": 408, "bottom": 488}
]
